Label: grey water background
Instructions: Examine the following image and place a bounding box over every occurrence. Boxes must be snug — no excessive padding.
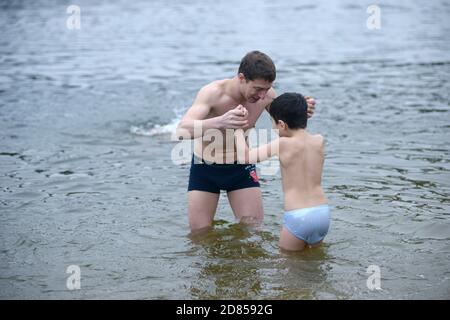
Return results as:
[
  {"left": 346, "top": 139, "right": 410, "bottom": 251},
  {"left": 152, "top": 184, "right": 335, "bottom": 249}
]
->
[{"left": 0, "top": 0, "right": 449, "bottom": 299}]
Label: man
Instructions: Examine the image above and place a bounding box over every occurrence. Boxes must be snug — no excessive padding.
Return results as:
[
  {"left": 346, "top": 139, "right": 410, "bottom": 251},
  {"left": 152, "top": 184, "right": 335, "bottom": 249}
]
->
[{"left": 176, "top": 51, "right": 316, "bottom": 232}]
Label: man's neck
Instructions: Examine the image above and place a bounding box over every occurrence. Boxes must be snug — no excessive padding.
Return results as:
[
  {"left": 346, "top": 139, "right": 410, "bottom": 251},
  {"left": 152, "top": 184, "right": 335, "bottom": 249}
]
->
[{"left": 226, "top": 76, "right": 246, "bottom": 104}]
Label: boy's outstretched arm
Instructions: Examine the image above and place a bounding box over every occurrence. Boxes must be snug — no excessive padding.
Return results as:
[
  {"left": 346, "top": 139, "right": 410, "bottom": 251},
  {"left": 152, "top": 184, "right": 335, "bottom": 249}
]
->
[{"left": 234, "top": 129, "right": 280, "bottom": 164}]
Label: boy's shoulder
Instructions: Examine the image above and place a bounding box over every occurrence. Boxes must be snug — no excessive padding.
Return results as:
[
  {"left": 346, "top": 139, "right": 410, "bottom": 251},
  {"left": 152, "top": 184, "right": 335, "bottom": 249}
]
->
[
  {"left": 279, "top": 134, "right": 324, "bottom": 144},
  {"left": 308, "top": 133, "right": 325, "bottom": 150},
  {"left": 278, "top": 136, "right": 292, "bottom": 149},
  {"left": 311, "top": 133, "right": 324, "bottom": 142}
]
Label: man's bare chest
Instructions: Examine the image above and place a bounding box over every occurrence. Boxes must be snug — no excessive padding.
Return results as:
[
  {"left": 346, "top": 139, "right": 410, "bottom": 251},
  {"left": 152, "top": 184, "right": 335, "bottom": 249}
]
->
[{"left": 211, "top": 101, "right": 266, "bottom": 127}]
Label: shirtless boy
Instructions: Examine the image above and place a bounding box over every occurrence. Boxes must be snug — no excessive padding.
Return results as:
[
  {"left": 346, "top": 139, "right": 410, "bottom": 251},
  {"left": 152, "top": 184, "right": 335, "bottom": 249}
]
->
[{"left": 234, "top": 93, "right": 330, "bottom": 251}]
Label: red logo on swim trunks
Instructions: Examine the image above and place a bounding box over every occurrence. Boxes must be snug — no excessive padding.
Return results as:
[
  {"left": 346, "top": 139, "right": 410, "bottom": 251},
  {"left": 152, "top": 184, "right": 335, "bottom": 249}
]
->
[{"left": 249, "top": 170, "right": 259, "bottom": 183}]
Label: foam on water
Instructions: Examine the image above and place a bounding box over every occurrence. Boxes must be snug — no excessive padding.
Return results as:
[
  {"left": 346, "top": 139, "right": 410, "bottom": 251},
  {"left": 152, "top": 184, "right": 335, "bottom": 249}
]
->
[{"left": 130, "top": 117, "right": 181, "bottom": 137}]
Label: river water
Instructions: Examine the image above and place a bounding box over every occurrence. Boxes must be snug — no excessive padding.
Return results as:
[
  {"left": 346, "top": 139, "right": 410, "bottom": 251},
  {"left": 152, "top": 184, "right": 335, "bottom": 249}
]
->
[{"left": 0, "top": 0, "right": 449, "bottom": 299}]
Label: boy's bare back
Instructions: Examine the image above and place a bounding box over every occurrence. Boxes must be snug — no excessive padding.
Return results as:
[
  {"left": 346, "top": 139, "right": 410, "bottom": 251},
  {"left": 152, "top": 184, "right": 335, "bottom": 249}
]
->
[{"left": 279, "top": 131, "right": 327, "bottom": 211}]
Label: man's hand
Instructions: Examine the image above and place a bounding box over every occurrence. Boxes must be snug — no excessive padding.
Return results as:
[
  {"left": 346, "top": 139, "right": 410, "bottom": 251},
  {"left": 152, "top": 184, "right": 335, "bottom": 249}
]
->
[
  {"left": 219, "top": 104, "right": 249, "bottom": 129},
  {"left": 305, "top": 96, "right": 316, "bottom": 118}
]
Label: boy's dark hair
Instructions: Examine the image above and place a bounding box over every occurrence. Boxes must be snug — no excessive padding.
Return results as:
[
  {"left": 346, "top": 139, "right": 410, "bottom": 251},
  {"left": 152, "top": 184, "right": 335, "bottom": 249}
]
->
[
  {"left": 269, "top": 92, "right": 308, "bottom": 129},
  {"left": 238, "top": 51, "right": 276, "bottom": 83}
]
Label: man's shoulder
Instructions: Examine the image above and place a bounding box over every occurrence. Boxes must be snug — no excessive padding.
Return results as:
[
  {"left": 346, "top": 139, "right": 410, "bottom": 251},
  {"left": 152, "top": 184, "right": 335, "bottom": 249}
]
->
[
  {"left": 201, "top": 79, "right": 228, "bottom": 95},
  {"left": 198, "top": 80, "right": 227, "bottom": 102},
  {"left": 267, "top": 87, "right": 277, "bottom": 99},
  {"left": 263, "top": 88, "right": 277, "bottom": 109}
]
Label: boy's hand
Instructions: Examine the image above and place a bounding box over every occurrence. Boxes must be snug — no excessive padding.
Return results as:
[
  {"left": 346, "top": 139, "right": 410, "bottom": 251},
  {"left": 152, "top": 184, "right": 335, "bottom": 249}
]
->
[{"left": 305, "top": 96, "right": 316, "bottom": 118}]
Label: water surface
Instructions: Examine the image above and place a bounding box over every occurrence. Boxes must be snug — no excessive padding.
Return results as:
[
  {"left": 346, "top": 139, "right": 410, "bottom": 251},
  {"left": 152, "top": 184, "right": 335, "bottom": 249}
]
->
[{"left": 0, "top": 0, "right": 449, "bottom": 299}]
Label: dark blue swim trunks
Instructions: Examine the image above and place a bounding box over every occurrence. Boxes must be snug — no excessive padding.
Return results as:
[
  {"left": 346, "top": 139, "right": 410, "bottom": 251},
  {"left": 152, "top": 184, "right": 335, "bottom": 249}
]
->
[{"left": 188, "top": 154, "right": 260, "bottom": 193}]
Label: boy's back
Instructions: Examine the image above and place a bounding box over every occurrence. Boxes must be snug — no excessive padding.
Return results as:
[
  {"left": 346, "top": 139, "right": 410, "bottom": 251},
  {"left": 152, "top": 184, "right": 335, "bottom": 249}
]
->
[{"left": 279, "top": 131, "right": 327, "bottom": 211}]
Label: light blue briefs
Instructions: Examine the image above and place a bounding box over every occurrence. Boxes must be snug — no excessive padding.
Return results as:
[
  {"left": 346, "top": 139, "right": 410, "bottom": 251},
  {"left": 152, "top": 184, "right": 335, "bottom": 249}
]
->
[{"left": 283, "top": 204, "right": 331, "bottom": 245}]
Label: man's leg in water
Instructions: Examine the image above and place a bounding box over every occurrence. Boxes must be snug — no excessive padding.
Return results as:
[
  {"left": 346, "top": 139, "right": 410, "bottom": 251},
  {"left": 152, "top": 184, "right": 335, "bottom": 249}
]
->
[
  {"left": 188, "top": 190, "right": 220, "bottom": 232},
  {"left": 227, "top": 187, "right": 264, "bottom": 224}
]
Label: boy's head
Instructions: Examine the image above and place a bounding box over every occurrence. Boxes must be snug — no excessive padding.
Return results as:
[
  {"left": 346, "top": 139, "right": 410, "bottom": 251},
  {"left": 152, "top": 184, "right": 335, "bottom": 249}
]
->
[{"left": 269, "top": 92, "right": 308, "bottom": 133}]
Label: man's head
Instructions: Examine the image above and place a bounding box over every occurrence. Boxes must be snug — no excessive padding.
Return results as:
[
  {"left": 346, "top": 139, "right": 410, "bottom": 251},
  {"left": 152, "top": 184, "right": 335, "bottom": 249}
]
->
[
  {"left": 269, "top": 93, "right": 307, "bottom": 134},
  {"left": 238, "top": 51, "right": 276, "bottom": 103}
]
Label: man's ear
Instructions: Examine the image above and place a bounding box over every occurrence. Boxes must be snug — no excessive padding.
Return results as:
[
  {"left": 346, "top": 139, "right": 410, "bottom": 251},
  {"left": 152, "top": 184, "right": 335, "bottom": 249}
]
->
[
  {"left": 238, "top": 73, "right": 246, "bottom": 82},
  {"left": 278, "top": 120, "right": 286, "bottom": 130}
]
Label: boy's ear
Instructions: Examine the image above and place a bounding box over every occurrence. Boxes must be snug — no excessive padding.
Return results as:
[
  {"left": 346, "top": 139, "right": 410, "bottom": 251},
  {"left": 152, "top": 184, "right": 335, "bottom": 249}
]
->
[{"left": 278, "top": 120, "right": 286, "bottom": 129}]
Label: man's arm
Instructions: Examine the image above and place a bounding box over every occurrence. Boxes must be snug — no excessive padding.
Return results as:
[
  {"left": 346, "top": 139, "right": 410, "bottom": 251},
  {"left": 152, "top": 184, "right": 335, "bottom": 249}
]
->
[
  {"left": 234, "top": 129, "right": 280, "bottom": 164},
  {"left": 176, "top": 85, "right": 219, "bottom": 140},
  {"left": 264, "top": 88, "right": 277, "bottom": 112},
  {"left": 176, "top": 85, "right": 248, "bottom": 140}
]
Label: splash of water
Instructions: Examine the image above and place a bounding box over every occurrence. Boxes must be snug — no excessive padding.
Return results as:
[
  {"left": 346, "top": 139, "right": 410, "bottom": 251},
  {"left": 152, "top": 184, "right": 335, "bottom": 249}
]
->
[{"left": 130, "top": 117, "right": 181, "bottom": 136}]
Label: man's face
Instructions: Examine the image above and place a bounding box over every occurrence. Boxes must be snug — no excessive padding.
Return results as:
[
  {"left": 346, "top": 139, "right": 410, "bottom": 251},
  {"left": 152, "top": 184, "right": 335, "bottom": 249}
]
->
[{"left": 240, "top": 75, "right": 272, "bottom": 103}]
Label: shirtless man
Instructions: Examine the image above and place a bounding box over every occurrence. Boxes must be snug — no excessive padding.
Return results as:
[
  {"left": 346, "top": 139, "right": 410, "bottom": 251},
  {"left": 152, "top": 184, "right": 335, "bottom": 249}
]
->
[{"left": 176, "top": 51, "right": 315, "bottom": 232}]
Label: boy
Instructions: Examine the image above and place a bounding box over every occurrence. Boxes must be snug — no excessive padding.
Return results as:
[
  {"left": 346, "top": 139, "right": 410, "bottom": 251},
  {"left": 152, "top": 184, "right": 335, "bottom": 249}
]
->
[{"left": 234, "top": 93, "right": 330, "bottom": 251}]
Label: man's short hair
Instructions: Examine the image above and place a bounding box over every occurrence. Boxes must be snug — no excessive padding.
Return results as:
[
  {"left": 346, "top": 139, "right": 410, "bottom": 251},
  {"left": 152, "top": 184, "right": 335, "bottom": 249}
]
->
[
  {"left": 269, "top": 93, "right": 307, "bottom": 129},
  {"left": 238, "top": 51, "right": 276, "bottom": 83}
]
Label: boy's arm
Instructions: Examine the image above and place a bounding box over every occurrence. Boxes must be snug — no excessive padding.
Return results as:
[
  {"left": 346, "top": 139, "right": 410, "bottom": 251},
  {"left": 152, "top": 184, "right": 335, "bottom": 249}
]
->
[{"left": 234, "top": 129, "right": 280, "bottom": 164}]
